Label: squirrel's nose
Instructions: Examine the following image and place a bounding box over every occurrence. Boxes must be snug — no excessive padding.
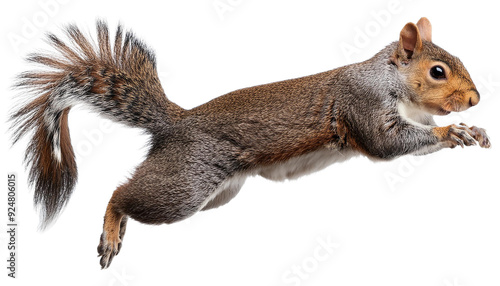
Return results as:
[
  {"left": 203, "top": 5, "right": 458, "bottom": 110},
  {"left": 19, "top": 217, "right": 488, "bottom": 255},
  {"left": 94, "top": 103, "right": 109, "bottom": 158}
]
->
[{"left": 468, "top": 90, "right": 480, "bottom": 107}]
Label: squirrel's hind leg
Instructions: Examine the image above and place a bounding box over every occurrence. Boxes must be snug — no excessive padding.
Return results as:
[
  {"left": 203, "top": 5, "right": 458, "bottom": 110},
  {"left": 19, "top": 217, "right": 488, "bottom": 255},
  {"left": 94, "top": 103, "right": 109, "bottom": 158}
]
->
[
  {"left": 117, "top": 216, "right": 128, "bottom": 254},
  {"left": 98, "top": 185, "right": 128, "bottom": 269},
  {"left": 96, "top": 135, "right": 241, "bottom": 268}
]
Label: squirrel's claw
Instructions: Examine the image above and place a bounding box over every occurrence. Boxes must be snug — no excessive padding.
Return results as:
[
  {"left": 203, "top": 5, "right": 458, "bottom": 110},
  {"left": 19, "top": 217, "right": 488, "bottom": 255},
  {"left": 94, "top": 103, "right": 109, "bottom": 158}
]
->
[
  {"left": 459, "top": 123, "right": 491, "bottom": 148},
  {"left": 97, "top": 231, "right": 121, "bottom": 269},
  {"left": 448, "top": 125, "right": 476, "bottom": 148}
]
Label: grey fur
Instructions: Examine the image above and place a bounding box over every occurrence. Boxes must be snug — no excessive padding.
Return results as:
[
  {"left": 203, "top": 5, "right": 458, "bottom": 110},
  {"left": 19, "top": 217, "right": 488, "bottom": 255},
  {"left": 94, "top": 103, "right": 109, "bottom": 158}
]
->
[{"left": 10, "top": 19, "right": 489, "bottom": 268}]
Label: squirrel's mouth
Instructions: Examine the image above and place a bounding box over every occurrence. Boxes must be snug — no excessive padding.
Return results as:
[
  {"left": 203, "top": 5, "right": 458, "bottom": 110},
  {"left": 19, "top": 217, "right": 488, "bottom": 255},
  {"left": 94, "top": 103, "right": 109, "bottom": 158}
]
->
[{"left": 436, "top": 108, "right": 451, "bottom": 116}]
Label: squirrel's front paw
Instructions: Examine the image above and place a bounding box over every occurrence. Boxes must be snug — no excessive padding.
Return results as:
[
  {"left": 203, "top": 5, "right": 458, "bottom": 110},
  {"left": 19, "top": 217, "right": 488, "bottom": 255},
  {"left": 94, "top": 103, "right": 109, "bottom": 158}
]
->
[
  {"left": 459, "top": 123, "right": 491, "bottom": 148},
  {"left": 434, "top": 124, "right": 477, "bottom": 149}
]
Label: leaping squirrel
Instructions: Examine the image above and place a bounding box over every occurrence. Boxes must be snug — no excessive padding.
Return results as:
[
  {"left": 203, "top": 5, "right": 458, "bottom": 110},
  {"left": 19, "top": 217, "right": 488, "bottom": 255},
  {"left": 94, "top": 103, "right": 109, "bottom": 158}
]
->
[{"left": 10, "top": 17, "right": 490, "bottom": 269}]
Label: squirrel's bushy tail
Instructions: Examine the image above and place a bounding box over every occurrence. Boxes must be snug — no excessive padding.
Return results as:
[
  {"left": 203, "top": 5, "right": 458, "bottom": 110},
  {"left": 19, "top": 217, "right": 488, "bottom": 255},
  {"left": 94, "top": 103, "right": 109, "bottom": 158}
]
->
[{"left": 10, "top": 21, "right": 183, "bottom": 228}]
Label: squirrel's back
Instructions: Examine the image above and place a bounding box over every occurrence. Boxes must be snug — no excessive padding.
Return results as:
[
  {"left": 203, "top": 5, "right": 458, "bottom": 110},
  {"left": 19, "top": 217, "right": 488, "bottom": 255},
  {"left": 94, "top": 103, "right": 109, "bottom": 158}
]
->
[{"left": 184, "top": 69, "right": 341, "bottom": 166}]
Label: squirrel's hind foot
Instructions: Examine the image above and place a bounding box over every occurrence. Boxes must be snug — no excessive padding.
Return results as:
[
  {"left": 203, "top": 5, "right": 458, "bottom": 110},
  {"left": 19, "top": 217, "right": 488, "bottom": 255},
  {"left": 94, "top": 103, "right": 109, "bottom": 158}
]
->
[
  {"left": 98, "top": 230, "right": 120, "bottom": 269},
  {"left": 98, "top": 201, "right": 126, "bottom": 269}
]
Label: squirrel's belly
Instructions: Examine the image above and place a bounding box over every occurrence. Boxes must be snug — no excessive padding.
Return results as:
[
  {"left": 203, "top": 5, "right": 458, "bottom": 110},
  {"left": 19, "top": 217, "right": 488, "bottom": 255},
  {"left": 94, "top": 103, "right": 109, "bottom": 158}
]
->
[{"left": 257, "top": 148, "right": 358, "bottom": 181}]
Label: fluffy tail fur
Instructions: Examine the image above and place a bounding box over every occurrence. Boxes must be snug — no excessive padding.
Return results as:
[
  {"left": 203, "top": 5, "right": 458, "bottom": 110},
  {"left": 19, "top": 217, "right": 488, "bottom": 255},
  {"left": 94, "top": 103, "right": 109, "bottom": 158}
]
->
[{"left": 10, "top": 21, "right": 183, "bottom": 227}]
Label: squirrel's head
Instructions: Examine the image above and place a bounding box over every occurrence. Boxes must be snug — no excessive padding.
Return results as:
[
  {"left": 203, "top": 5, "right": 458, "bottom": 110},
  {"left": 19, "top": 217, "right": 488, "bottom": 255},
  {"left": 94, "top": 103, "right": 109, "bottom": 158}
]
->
[{"left": 391, "top": 17, "right": 479, "bottom": 115}]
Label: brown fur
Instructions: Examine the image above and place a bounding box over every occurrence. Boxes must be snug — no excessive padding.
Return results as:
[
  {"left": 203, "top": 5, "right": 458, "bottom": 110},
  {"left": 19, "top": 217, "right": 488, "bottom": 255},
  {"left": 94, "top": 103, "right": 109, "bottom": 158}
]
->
[
  {"left": 10, "top": 18, "right": 490, "bottom": 269},
  {"left": 10, "top": 21, "right": 184, "bottom": 227},
  {"left": 392, "top": 20, "right": 479, "bottom": 116},
  {"left": 59, "top": 108, "right": 76, "bottom": 172},
  {"left": 98, "top": 186, "right": 125, "bottom": 269},
  {"left": 432, "top": 125, "right": 452, "bottom": 140}
]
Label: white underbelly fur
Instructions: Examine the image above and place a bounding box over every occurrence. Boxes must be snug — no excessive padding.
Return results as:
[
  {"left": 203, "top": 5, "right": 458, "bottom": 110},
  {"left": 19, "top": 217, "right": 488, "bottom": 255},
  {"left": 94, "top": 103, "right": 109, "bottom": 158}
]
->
[
  {"left": 200, "top": 147, "right": 357, "bottom": 210},
  {"left": 257, "top": 147, "right": 357, "bottom": 181}
]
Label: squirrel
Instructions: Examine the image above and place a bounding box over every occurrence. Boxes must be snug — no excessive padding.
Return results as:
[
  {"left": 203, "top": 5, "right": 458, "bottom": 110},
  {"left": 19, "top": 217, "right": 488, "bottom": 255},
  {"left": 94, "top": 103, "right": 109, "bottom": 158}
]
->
[{"left": 10, "top": 17, "right": 490, "bottom": 269}]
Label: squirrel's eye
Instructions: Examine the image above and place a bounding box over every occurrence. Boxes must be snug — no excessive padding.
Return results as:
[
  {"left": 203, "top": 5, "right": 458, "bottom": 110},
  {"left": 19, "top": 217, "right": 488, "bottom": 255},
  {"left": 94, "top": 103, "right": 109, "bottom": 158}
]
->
[{"left": 430, "top": 65, "right": 446, "bottom": 80}]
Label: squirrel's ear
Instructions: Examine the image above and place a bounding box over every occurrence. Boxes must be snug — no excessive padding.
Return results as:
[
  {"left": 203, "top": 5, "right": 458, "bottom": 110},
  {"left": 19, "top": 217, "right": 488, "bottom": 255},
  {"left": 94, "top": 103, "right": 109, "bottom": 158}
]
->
[
  {"left": 398, "top": 22, "right": 422, "bottom": 59},
  {"left": 416, "top": 17, "right": 432, "bottom": 42}
]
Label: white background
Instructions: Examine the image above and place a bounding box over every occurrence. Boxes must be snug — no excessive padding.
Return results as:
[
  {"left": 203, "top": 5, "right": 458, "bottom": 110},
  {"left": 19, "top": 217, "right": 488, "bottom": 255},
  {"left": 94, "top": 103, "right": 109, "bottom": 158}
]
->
[{"left": 1, "top": 0, "right": 499, "bottom": 285}]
